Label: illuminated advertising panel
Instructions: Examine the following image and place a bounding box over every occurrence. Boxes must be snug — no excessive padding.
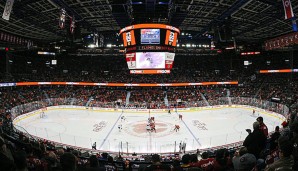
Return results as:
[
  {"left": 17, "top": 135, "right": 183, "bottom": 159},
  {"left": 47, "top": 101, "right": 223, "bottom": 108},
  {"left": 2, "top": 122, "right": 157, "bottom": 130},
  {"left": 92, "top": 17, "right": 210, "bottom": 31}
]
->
[
  {"left": 136, "top": 52, "right": 165, "bottom": 69},
  {"left": 122, "top": 30, "right": 136, "bottom": 46},
  {"left": 126, "top": 53, "right": 136, "bottom": 69},
  {"left": 165, "top": 30, "right": 177, "bottom": 46}
]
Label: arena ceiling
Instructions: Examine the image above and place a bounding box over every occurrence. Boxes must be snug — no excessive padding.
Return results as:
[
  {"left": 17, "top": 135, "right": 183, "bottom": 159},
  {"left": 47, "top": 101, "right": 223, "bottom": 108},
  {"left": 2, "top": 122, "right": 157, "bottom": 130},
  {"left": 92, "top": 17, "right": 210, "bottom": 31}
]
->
[{"left": 0, "top": 0, "right": 297, "bottom": 44}]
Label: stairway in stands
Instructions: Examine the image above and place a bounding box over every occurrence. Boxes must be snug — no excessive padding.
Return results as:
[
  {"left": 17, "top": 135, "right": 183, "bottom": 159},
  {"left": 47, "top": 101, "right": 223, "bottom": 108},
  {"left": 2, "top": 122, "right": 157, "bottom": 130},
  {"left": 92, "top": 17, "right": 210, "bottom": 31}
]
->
[
  {"left": 86, "top": 97, "right": 94, "bottom": 107},
  {"left": 164, "top": 91, "right": 169, "bottom": 107},
  {"left": 43, "top": 91, "right": 52, "bottom": 105},
  {"left": 199, "top": 92, "right": 210, "bottom": 106},
  {"left": 227, "top": 89, "right": 232, "bottom": 105},
  {"left": 126, "top": 91, "right": 131, "bottom": 106}
]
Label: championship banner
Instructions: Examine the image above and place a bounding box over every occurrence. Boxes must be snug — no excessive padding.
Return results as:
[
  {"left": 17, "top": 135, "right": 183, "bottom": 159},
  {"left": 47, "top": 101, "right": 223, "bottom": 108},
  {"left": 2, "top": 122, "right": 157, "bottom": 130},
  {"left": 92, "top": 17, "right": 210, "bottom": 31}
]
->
[
  {"left": 4, "top": 33, "right": 7, "bottom": 41},
  {"left": 59, "top": 8, "right": 66, "bottom": 29},
  {"left": 264, "top": 32, "right": 298, "bottom": 50},
  {"left": 70, "top": 16, "right": 75, "bottom": 34},
  {"left": 292, "top": 18, "right": 297, "bottom": 32},
  {"left": 282, "top": 0, "right": 294, "bottom": 20},
  {"left": 2, "top": 0, "right": 14, "bottom": 20}
]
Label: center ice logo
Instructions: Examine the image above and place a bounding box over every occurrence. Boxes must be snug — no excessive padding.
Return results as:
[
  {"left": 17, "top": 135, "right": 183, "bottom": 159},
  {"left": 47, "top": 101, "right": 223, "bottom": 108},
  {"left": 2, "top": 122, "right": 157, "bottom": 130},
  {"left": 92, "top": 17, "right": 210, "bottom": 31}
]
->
[{"left": 123, "top": 120, "right": 175, "bottom": 138}]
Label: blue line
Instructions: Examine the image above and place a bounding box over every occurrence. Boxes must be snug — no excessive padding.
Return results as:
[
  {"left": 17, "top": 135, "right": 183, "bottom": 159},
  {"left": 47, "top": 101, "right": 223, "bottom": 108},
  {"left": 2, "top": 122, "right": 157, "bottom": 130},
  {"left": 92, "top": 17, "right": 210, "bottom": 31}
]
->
[
  {"left": 99, "top": 111, "right": 123, "bottom": 150},
  {"left": 176, "top": 112, "right": 201, "bottom": 146}
]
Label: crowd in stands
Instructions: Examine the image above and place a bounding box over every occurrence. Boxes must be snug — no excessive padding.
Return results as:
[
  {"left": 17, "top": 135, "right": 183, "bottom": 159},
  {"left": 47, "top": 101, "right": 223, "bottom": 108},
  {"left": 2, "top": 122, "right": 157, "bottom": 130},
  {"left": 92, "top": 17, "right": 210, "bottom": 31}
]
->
[
  {"left": 0, "top": 78, "right": 297, "bottom": 170},
  {"left": 0, "top": 54, "right": 257, "bottom": 83},
  {"left": 1, "top": 116, "right": 298, "bottom": 171},
  {"left": 0, "top": 52, "right": 297, "bottom": 170}
]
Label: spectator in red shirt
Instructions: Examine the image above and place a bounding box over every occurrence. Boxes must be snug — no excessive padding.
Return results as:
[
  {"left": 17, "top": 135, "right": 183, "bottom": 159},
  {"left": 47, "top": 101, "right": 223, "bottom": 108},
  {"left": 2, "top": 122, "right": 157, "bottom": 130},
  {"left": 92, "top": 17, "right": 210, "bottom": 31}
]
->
[
  {"left": 197, "top": 152, "right": 214, "bottom": 171},
  {"left": 257, "top": 117, "right": 268, "bottom": 137}
]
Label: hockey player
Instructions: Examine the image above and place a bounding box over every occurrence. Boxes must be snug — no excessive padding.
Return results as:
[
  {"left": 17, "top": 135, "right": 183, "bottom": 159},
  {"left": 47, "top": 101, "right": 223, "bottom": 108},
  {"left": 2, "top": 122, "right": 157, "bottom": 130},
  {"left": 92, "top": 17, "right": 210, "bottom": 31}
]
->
[
  {"left": 151, "top": 123, "right": 156, "bottom": 133},
  {"left": 92, "top": 142, "right": 97, "bottom": 150},
  {"left": 121, "top": 116, "right": 126, "bottom": 122},
  {"left": 118, "top": 124, "right": 122, "bottom": 132},
  {"left": 179, "top": 114, "right": 182, "bottom": 120},
  {"left": 174, "top": 124, "right": 180, "bottom": 132},
  {"left": 146, "top": 124, "right": 151, "bottom": 133}
]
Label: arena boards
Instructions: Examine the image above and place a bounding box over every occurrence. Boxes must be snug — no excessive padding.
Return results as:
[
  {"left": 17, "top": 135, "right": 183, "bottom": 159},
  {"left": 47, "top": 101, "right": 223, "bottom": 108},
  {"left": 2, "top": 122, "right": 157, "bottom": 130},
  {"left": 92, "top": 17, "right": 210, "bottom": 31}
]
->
[{"left": 13, "top": 105, "right": 285, "bottom": 154}]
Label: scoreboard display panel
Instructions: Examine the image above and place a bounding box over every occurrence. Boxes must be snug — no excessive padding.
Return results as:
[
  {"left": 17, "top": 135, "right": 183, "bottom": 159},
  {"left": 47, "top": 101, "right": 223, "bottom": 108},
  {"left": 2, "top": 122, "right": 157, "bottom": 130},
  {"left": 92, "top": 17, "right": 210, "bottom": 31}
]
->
[
  {"left": 120, "top": 24, "right": 180, "bottom": 47},
  {"left": 126, "top": 52, "right": 175, "bottom": 70},
  {"left": 136, "top": 52, "right": 165, "bottom": 69},
  {"left": 141, "top": 29, "right": 160, "bottom": 44},
  {"left": 120, "top": 24, "right": 179, "bottom": 74}
]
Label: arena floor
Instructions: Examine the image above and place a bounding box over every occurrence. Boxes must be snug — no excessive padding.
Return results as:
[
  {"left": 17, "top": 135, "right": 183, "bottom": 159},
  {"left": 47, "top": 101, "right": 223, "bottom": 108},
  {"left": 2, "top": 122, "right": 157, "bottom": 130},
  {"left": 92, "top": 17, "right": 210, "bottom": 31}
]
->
[{"left": 13, "top": 107, "right": 284, "bottom": 153}]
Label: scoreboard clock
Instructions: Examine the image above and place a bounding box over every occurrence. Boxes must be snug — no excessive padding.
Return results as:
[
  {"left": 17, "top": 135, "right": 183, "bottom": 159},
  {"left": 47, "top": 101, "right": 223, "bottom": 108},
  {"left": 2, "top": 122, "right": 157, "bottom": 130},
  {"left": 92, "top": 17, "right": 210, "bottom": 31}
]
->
[
  {"left": 120, "top": 24, "right": 180, "bottom": 74},
  {"left": 120, "top": 24, "right": 180, "bottom": 48}
]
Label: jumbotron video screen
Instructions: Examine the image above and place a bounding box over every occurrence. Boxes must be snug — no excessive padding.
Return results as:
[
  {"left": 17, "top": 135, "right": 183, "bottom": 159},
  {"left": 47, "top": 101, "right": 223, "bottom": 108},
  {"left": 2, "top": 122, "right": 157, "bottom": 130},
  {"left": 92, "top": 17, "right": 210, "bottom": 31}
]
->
[{"left": 120, "top": 24, "right": 180, "bottom": 74}]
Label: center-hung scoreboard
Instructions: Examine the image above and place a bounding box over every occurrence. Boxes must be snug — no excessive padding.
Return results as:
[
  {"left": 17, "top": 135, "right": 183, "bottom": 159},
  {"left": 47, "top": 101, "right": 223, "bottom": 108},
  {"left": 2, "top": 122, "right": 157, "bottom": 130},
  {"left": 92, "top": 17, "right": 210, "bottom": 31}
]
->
[{"left": 120, "top": 24, "right": 180, "bottom": 74}]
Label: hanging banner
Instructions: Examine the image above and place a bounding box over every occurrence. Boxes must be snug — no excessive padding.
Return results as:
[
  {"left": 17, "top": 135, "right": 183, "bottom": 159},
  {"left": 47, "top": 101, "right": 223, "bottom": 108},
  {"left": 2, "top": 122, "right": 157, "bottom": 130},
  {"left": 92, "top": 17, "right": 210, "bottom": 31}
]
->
[
  {"left": 70, "top": 16, "right": 75, "bottom": 34},
  {"left": 282, "top": 0, "right": 294, "bottom": 19},
  {"left": 59, "top": 8, "right": 66, "bottom": 29},
  {"left": 292, "top": 18, "right": 297, "bottom": 32},
  {"left": 2, "top": 0, "right": 14, "bottom": 20},
  {"left": 264, "top": 32, "right": 298, "bottom": 50}
]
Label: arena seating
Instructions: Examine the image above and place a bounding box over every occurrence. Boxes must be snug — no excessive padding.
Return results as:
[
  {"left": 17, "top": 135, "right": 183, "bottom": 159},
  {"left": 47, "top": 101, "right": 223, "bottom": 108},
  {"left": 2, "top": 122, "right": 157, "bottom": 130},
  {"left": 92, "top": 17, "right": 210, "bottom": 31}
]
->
[{"left": 0, "top": 75, "right": 297, "bottom": 170}]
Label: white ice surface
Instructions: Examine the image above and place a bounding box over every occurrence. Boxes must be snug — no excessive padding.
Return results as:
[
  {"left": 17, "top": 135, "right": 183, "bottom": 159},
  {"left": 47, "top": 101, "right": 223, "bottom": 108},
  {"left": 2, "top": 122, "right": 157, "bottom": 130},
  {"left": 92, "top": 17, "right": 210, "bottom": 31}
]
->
[{"left": 14, "top": 107, "right": 283, "bottom": 153}]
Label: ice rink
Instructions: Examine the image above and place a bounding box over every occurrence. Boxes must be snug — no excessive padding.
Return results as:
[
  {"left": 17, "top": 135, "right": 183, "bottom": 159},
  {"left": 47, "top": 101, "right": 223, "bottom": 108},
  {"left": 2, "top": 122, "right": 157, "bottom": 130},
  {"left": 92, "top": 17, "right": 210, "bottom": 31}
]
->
[{"left": 13, "top": 106, "right": 284, "bottom": 153}]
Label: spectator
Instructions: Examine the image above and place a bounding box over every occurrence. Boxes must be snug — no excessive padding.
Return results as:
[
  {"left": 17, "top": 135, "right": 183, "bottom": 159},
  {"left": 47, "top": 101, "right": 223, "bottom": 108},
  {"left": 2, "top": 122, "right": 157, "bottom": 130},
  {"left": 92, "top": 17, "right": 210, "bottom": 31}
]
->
[
  {"left": 264, "top": 137, "right": 294, "bottom": 171},
  {"left": 269, "top": 126, "right": 280, "bottom": 151},
  {"left": 89, "top": 155, "right": 99, "bottom": 168},
  {"left": 232, "top": 147, "right": 256, "bottom": 171},
  {"left": 14, "top": 151, "right": 28, "bottom": 171},
  {"left": 212, "top": 149, "right": 232, "bottom": 171},
  {"left": 0, "top": 118, "right": 3, "bottom": 135},
  {"left": 144, "top": 154, "right": 172, "bottom": 171},
  {"left": 84, "top": 155, "right": 103, "bottom": 171},
  {"left": 237, "top": 153, "right": 256, "bottom": 171},
  {"left": 243, "top": 121, "right": 267, "bottom": 159},
  {"left": 0, "top": 136, "right": 14, "bottom": 171},
  {"left": 189, "top": 154, "right": 200, "bottom": 167},
  {"left": 291, "top": 119, "right": 298, "bottom": 170},
  {"left": 104, "top": 156, "right": 118, "bottom": 171},
  {"left": 257, "top": 117, "right": 268, "bottom": 137},
  {"left": 197, "top": 152, "right": 214, "bottom": 171},
  {"left": 232, "top": 147, "right": 246, "bottom": 170},
  {"left": 180, "top": 154, "right": 191, "bottom": 169},
  {"left": 59, "top": 152, "right": 77, "bottom": 171},
  {"left": 280, "top": 120, "right": 291, "bottom": 139},
  {"left": 3, "top": 113, "right": 13, "bottom": 134},
  {"left": 172, "top": 159, "right": 182, "bottom": 171}
]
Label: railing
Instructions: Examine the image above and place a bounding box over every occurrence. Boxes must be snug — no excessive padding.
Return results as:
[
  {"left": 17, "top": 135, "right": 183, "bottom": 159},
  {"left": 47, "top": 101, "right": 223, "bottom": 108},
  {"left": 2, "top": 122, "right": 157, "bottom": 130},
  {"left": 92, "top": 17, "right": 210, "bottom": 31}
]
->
[{"left": 11, "top": 97, "right": 288, "bottom": 154}]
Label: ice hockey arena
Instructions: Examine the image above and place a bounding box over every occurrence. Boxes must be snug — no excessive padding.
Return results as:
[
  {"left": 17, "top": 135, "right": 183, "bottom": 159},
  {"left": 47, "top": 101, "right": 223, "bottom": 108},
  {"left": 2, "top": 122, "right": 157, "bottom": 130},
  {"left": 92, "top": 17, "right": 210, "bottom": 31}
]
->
[{"left": 1, "top": 0, "right": 298, "bottom": 171}]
